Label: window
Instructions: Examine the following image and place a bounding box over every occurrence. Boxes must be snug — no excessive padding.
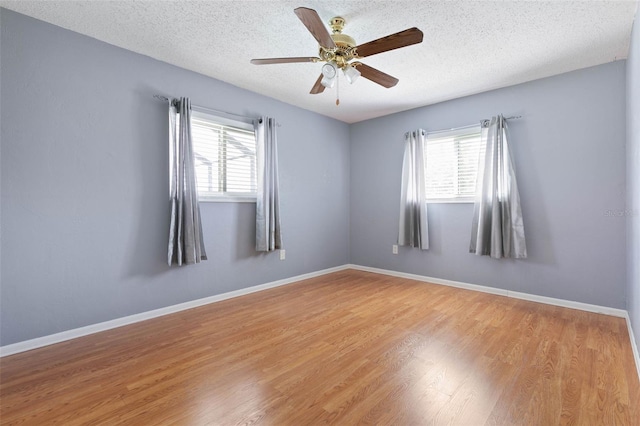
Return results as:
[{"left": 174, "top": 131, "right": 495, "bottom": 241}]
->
[
  {"left": 190, "top": 111, "right": 257, "bottom": 202},
  {"left": 424, "top": 125, "right": 483, "bottom": 202}
]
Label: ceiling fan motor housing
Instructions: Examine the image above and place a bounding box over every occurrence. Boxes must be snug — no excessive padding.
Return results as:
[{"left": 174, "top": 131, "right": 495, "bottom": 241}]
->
[{"left": 319, "top": 16, "right": 358, "bottom": 69}]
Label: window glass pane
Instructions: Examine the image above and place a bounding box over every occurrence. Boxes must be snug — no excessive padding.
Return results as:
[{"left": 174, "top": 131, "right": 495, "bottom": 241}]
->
[
  {"left": 424, "top": 126, "right": 482, "bottom": 201},
  {"left": 188, "top": 112, "right": 257, "bottom": 199},
  {"left": 425, "top": 139, "right": 456, "bottom": 197}
]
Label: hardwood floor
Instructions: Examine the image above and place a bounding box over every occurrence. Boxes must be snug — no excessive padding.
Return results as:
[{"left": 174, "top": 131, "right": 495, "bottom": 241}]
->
[{"left": 1, "top": 270, "right": 638, "bottom": 425}]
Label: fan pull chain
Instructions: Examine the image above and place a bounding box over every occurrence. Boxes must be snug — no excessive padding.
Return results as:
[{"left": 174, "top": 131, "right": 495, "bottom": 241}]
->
[{"left": 336, "top": 71, "right": 340, "bottom": 106}]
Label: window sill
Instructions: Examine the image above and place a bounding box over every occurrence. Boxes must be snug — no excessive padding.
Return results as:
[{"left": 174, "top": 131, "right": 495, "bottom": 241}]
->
[
  {"left": 427, "top": 198, "right": 475, "bottom": 204},
  {"left": 199, "top": 196, "right": 256, "bottom": 203}
]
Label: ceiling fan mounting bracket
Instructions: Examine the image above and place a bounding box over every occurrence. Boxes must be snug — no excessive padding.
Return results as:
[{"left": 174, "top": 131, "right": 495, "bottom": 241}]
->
[{"left": 329, "top": 16, "right": 346, "bottom": 33}]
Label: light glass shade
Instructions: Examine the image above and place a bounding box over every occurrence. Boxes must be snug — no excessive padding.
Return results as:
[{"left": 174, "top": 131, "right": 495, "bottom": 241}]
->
[
  {"left": 321, "top": 62, "right": 337, "bottom": 88},
  {"left": 322, "top": 62, "right": 337, "bottom": 78},
  {"left": 321, "top": 75, "right": 335, "bottom": 88},
  {"left": 344, "top": 65, "right": 361, "bottom": 84}
]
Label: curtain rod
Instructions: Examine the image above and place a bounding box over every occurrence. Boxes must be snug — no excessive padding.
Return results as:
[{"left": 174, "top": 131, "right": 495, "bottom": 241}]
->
[
  {"left": 480, "top": 115, "right": 522, "bottom": 127},
  {"left": 484, "top": 115, "right": 522, "bottom": 122},
  {"left": 153, "top": 94, "right": 262, "bottom": 123},
  {"left": 427, "top": 115, "right": 523, "bottom": 136}
]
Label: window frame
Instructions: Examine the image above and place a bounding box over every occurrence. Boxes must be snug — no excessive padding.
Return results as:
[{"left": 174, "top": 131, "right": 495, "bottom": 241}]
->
[
  {"left": 424, "top": 125, "right": 483, "bottom": 204},
  {"left": 190, "top": 110, "right": 258, "bottom": 203}
]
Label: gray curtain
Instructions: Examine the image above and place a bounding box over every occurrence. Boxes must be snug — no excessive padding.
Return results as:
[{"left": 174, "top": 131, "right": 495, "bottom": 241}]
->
[
  {"left": 168, "top": 97, "right": 207, "bottom": 265},
  {"left": 470, "top": 115, "right": 527, "bottom": 258},
  {"left": 398, "top": 129, "right": 429, "bottom": 250},
  {"left": 255, "top": 117, "right": 282, "bottom": 252}
]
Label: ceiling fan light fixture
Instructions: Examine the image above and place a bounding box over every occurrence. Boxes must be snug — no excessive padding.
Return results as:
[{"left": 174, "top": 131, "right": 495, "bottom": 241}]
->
[
  {"left": 322, "top": 62, "right": 337, "bottom": 78},
  {"left": 321, "top": 75, "right": 336, "bottom": 88},
  {"left": 344, "top": 65, "right": 361, "bottom": 84},
  {"left": 321, "top": 62, "right": 338, "bottom": 88}
]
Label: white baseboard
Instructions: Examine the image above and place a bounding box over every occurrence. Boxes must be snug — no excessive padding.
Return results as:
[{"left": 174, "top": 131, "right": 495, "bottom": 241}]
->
[
  {"left": 347, "top": 264, "right": 628, "bottom": 318},
  {"left": 625, "top": 313, "right": 640, "bottom": 381},
  {"left": 0, "top": 264, "right": 350, "bottom": 357}
]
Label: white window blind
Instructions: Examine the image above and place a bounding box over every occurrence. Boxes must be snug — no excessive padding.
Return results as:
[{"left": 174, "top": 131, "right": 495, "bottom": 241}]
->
[
  {"left": 424, "top": 125, "right": 483, "bottom": 202},
  {"left": 189, "top": 111, "right": 257, "bottom": 201}
]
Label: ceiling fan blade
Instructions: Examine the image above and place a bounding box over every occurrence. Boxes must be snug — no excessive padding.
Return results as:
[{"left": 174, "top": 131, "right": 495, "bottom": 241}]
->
[
  {"left": 356, "top": 28, "right": 423, "bottom": 58},
  {"left": 310, "top": 74, "right": 326, "bottom": 94},
  {"left": 294, "top": 7, "right": 336, "bottom": 49},
  {"left": 251, "top": 57, "right": 320, "bottom": 65},
  {"left": 357, "top": 63, "right": 399, "bottom": 88}
]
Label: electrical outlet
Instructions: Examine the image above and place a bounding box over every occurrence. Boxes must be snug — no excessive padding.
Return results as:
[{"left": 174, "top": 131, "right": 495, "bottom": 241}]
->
[
  {"left": 392, "top": 245, "right": 398, "bottom": 254},
  {"left": 280, "top": 249, "right": 286, "bottom": 260}
]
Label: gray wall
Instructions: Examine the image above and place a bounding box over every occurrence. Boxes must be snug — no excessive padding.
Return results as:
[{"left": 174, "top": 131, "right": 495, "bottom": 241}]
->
[
  {"left": 350, "top": 61, "right": 628, "bottom": 309},
  {"left": 0, "top": 10, "right": 351, "bottom": 346},
  {"left": 1, "top": 7, "right": 634, "bottom": 348},
  {"left": 627, "top": 11, "right": 640, "bottom": 351}
]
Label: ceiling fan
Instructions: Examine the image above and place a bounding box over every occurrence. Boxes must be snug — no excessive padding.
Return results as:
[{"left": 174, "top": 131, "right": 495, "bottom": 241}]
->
[{"left": 250, "top": 7, "right": 424, "bottom": 98}]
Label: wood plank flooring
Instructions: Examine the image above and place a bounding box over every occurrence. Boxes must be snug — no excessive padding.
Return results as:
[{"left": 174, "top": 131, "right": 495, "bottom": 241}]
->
[{"left": 1, "top": 270, "right": 638, "bottom": 425}]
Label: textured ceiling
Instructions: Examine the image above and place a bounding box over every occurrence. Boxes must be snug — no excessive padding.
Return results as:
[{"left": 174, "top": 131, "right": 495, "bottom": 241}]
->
[{"left": 1, "top": 0, "right": 637, "bottom": 123}]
